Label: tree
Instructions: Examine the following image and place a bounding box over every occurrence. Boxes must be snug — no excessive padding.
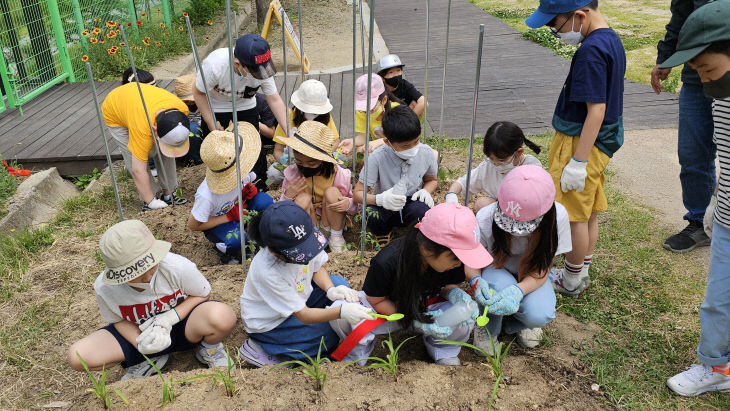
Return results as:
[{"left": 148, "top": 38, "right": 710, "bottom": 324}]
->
[{"left": 256, "top": 0, "right": 271, "bottom": 26}]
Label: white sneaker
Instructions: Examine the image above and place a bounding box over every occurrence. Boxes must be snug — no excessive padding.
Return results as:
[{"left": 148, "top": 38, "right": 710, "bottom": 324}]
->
[
  {"left": 121, "top": 354, "right": 169, "bottom": 380},
  {"left": 195, "top": 342, "right": 235, "bottom": 369},
  {"left": 552, "top": 268, "right": 590, "bottom": 298},
  {"left": 216, "top": 243, "right": 227, "bottom": 254},
  {"left": 516, "top": 327, "right": 543, "bottom": 348},
  {"left": 329, "top": 234, "right": 346, "bottom": 253},
  {"left": 435, "top": 357, "right": 461, "bottom": 366},
  {"left": 472, "top": 326, "right": 501, "bottom": 357},
  {"left": 667, "top": 364, "right": 730, "bottom": 396}
]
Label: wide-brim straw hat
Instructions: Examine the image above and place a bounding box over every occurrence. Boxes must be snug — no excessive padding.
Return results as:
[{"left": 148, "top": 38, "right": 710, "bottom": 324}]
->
[
  {"left": 174, "top": 73, "right": 196, "bottom": 103},
  {"left": 278, "top": 120, "right": 338, "bottom": 164},
  {"left": 200, "top": 122, "right": 261, "bottom": 194}
]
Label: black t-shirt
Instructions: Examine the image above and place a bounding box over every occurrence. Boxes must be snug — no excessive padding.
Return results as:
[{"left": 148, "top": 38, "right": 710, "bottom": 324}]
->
[
  {"left": 391, "top": 78, "right": 423, "bottom": 106},
  {"left": 255, "top": 93, "right": 277, "bottom": 128},
  {"left": 362, "top": 237, "right": 466, "bottom": 310}
]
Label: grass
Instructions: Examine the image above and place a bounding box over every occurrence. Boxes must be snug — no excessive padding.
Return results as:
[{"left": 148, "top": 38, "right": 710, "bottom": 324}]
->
[
  {"left": 355, "top": 333, "right": 415, "bottom": 382},
  {"left": 0, "top": 160, "right": 20, "bottom": 219},
  {"left": 76, "top": 354, "right": 128, "bottom": 409}
]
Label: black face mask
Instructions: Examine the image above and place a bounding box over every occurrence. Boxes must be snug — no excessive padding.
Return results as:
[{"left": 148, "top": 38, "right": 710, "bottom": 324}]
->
[
  {"left": 297, "top": 164, "right": 321, "bottom": 178},
  {"left": 384, "top": 75, "right": 402, "bottom": 88},
  {"left": 703, "top": 71, "right": 730, "bottom": 99}
]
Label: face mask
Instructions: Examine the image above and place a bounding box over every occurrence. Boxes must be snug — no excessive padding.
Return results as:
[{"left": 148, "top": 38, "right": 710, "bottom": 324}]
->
[
  {"left": 303, "top": 113, "right": 317, "bottom": 121},
  {"left": 494, "top": 163, "right": 516, "bottom": 175},
  {"left": 393, "top": 145, "right": 419, "bottom": 160},
  {"left": 703, "top": 71, "right": 730, "bottom": 99},
  {"left": 557, "top": 16, "right": 584, "bottom": 45},
  {"left": 297, "top": 164, "right": 322, "bottom": 177},
  {"left": 384, "top": 75, "right": 402, "bottom": 88},
  {"left": 127, "top": 270, "right": 157, "bottom": 290}
]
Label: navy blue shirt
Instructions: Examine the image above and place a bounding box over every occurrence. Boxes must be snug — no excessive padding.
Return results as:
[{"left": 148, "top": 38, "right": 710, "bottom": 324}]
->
[{"left": 553, "top": 28, "right": 626, "bottom": 158}]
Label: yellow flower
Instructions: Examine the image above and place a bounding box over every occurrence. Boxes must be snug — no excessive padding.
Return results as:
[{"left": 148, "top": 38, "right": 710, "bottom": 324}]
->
[
  {"left": 178, "top": 26, "right": 183, "bottom": 31},
  {"left": 90, "top": 37, "right": 98, "bottom": 44},
  {"left": 142, "top": 39, "right": 150, "bottom": 46},
  {"left": 107, "top": 48, "right": 116, "bottom": 55},
  {"left": 159, "top": 22, "right": 165, "bottom": 28},
  {"left": 154, "top": 41, "right": 161, "bottom": 46},
  {"left": 106, "top": 31, "right": 117, "bottom": 38},
  {"left": 105, "top": 21, "right": 115, "bottom": 29},
  {"left": 81, "top": 30, "right": 88, "bottom": 36},
  {"left": 207, "top": 20, "right": 213, "bottom": 26},
  {"left": 81, "top": 55, "right": 89, "bottom": 62}
]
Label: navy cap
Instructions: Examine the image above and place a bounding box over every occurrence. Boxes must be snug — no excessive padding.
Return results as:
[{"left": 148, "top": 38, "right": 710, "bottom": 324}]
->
[
  {"left": 260, "top": 201, "right": 328, "bottom": 264},
  {"left": 233, "top": 34, "right": 277, "bottom": 80},
  {"left": 525, "top": 0, "right": 593, "bottom": 29}
]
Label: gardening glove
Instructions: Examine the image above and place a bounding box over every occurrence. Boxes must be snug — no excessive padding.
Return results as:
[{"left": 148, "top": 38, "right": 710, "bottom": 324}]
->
[
  {"left": 469, "top": 277, "right": 493, "bottom": 307},
  {"left": 411, "top": 189, "right": 435, "bottom": 208},
  {"left": 326, "top": 285, "right": 361, "bottom": 302},
  {"left": 560, "top": 158, "right": 588, "bottom": 193},
  {"left": 279, "top": 149, "right": 289, "bottom": 165},
  {"left": 145, "top": 198, "right": 168, "bottom": 210},
  {"left": 413, "top": 310, "right": 452, "bottom": 339},
  {"left": 375, "top": 187, "right": 407, "bottom": 211},
  {"left": 486, "top": 285, "right": 524, "bottom": 316},
  {"left": 136, "top": 324, "right": 172, "bottom": 354},
  {"left": 139, "top": 309, "right": 180, "bottom": 332},
  {"left": 225, "top": 203, "right": 247, "bottom": 222},
  {"left": 704, "top": 194, "right": 717, "bottom": 237},
  {"left": 447, "top": 288, "right": 479, "bottom": 327},
  {"left": 445, "top": 192, "right": 459, "bottom": 204},
  {"left": 339, "top": 303, "right": 374, "bottom": 326},
  {"left": 241, "top": 182, "right": 258, "bottom": 201}
]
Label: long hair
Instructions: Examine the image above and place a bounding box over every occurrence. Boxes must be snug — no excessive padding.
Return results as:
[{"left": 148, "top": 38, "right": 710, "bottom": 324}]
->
[
  {"left": 292, "top": 107, "right": 331, "bottom": 128},
  {"left": 491, "top": 204, "right": 558, "bottom": 281},
  {"left": 483, "top": 121, "right": 541, "bottom": 158},
  {"left": 378, "top": 88, "right": 403, "bottom": 113}
]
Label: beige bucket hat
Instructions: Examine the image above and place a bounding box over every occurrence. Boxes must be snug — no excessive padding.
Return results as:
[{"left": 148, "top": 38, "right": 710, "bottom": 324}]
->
[
  {"left": 100, "top": 220, "right": 171, "bottom": 285},
  {"left": 174, "top": 73, "right": 196, "bottom": 103},
  {"left": 278, "top": 120, "right": 338, "bottom": 164},
  {"left": 200, "top": 122, "right": 261, "bottom": 194},
  {"left": 290, "top": 79, "right": 333, "bottom": 115}
]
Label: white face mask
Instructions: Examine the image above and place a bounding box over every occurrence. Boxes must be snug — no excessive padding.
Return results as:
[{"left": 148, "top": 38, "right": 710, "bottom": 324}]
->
[
  {"left": 557, "top": 16, "right": 584, "bottom": 45},
  {"left": 393, "top": 145, "right": 419, "bottom": 160},
  {"left": 494, "top": 163, "right": 516, "bottom": 175},
  {"left": 127, "top": 269, "right": 157, "bottom": 291},
  {"left": 303, "top": 113, "right": 317, "bottom": 121}
]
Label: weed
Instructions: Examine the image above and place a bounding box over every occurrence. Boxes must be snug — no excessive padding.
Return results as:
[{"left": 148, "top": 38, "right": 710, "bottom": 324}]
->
[
  {"left": 354, "top": 333, "right": 415, "bottom": 382},
  {"left": 0, "top": 159, "right": 20, "bottom": 218},
  {"left": 184, "top": 0, "right": 226, "bottom": 26},
  {"left": 437, "top": 166, "right": 463, "bottom": 183},
  {"left": 0, "top": 227, "right": 55, "bottom": 302},
  {"left": 207, "top": 347, "right": 237, "bottom": 397},
  {"left": 76, "top": 353, "right": 128, "bottom": 409},
  {"left": 521, "top": 28, "right": 577, "bottom": 59},
  {"left": 272, "top": 337, "right": 331, "bottom": 391},
  {"left": 72, "top": 168, "right": 102, "bottom": 190}
]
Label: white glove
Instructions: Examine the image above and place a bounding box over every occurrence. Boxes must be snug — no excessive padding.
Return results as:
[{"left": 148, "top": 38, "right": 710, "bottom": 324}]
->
[
  {"left": 704, "top": 194, "right": 717, "bottom": 237},
  {"left": 411, "top": 189, "right": 435, "bottom": 207},
  {"left": 136, "top": 324, "right": 172, "bottom": 354},
  {"left": 146, "top": 198, "right": 168, "bottom": 209},
  {"left": 445, "top": 192, "right": 459, "bottom": 204},
  {"left": 243, "top": 171, "right": 257, "bottom": 185},
  {"left": 375, "top": 187, "right": 407, "bottom": 211},
  {"left": 326, "top": 285, "right": 361, "bottom": 302},
  {"left": 139, "top": 309, "right": 180, "bottom": 332},
  {"left": 339, "top": 303, "right": 374, "bottom": 326},
  {"left": 560, "top": 158, "right": 588, "bottom": 193}
]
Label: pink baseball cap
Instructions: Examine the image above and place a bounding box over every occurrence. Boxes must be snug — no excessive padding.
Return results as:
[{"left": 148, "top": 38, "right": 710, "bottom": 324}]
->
[
  {"left": 494, "top": 165, "right": 556, "bottom": 235},
  {"left": 415, "top": 203, "right": 493, "bottom": 269},
  {"left": 354, "top": 73, "right": 385, "bottom": 112}
]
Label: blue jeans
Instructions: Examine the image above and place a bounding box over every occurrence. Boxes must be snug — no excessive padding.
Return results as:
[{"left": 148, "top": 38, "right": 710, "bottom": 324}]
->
[
  {"left": 366, "top": 199, "right": 430, "bottom": 235},
  {"left": 678, "top": 83, "right": 716, "bottom": 222},
  {"left": 479, "top": 267, "right": 556, "bottom": 338},
  {"left": 697, "top": 222, "right": 730, "bottom": 366},
  {"left": 203, "top": 193, "right": 274, "bottom": 256}
]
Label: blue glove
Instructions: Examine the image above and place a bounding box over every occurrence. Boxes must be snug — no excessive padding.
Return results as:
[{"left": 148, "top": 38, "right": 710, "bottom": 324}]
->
[
  {"left": 447, "top": 288, "right": 478, "bottom": 327},
  {"left": 413, "top": 310, "right": 453, "bottom": 339},
  {"left": 469, "top": 277, "right": 493, "bottom": 306},
  {"left": 486, "top": 285, "right": 524, "bottom": 316},
  {"left": 280, "top": 148, "right": 289, "bottom": 165}
]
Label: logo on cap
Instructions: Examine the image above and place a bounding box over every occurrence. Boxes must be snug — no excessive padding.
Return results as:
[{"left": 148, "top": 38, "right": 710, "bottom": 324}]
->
[
  {"left": 254, "top": 49, "right": 271, "bottom": 64},
  {"left": 289, "top": 224, "right": 307, "bottom": 240},
  {"left": 505, "top": 201, "right": 522, "bottom": 218}
]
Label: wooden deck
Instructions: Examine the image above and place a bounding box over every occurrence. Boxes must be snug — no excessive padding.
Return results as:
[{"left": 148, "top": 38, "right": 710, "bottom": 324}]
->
[{"left": 0, "top": 0, "right": 678, "bottom": 176}]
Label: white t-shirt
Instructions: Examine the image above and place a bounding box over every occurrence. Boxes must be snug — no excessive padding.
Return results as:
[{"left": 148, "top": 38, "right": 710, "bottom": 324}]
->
[
  {"left": 196, "top": 48, "right": 278, "bottom": 112},
  {"left": 191, "top": 172, "right": 256, "bottom": 223},
  {"left": 476, "top": 202, "right": 572, "bottom": 276},
  {"left": 93, "top": 253, "right": 211, "bottom": 325},
  {"left": 240, "top": 248, "right": 328, "bottom": 334},
  {"left": 455, "top": 154, "right": 542, "bottom": 199}
]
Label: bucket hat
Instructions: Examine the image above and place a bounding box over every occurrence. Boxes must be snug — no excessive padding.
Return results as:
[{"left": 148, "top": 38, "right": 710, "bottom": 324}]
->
[
  {"left": 355, "top": 73, "right": 385, "bottom": 112},
  {"left": 100, "top": 220, "right": 171, "bottom": 285},
  {"left": 174, "top": 73, "right": 196, "bottom": 103},
  {"left": 291, "top": 79, "right": 333, "bottom": 115}
]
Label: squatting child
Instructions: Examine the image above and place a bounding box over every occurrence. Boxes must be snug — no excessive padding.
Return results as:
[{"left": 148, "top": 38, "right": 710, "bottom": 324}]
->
[{"left": 377, "top": 54, "right": 426, "bottom": 117}]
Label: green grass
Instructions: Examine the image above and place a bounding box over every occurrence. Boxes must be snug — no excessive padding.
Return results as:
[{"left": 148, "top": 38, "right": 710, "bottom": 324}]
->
[{"left": 0, "top": 160, "right": 20, "bottom": 219}]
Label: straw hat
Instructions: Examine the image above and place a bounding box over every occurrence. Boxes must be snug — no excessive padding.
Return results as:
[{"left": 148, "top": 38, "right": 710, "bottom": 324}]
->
[
  {"left": 174, "top": 73, "right": 196, "bottom": 103},
  {"left": 278, "top": 120, "right": 338, "bottom": 164},
  {"left": 291, "top": 79, "right": 333, "bottom": 115},
  {"left": 200, "top": 122, "right": 261, "bottom": 194}
]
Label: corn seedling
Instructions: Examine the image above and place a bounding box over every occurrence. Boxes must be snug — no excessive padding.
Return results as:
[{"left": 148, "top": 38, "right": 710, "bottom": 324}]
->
[
  {"left": 271, "top": 337, "right": 330, "bottom": 391},
  {"left": 142, "top": 353, "right": 176, "bottom": 407},
  {"left": 76, "top": 353, "right": 128, "bottom": 410},
  {"left": 354, "top": 332, "right": 415, "bottom": 382},
  {"left": 208, "top": 347, "right": 237, "bottom": 397}
]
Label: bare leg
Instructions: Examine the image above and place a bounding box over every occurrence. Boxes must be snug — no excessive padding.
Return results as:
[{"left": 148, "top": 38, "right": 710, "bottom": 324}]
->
[
  {"left": 184, "top": 302, "right": 237, "bottom": 345},
  {"left": 322, "top": 187, "right": 346, "bottom": 231},
  {"left": 586, "top": 212, "right": 599, "bottom": 257},
  {"left": 566, "top": 220, "right": 589, "bottom": 267},
  {"left": 294, "top": 192, "right": 317, "bottom": 225},
  {"left": 67, "top": 329, "right": 126, "bottom": 371}
]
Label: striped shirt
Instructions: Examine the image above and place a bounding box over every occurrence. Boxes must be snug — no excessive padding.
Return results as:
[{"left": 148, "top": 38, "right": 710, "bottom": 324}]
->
[{"left": 713, "top": 98, "right": 730, "bottom": 229}]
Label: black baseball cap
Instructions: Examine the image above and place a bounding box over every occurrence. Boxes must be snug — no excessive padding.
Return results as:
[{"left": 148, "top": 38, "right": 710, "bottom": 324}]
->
[
  {"left": 233, "top": 34, "right": 277, "bottom": 80},
  {"left": 155, "top": 109, "right": 190, "bottom": 157},
  {"left": 260, "top": 201, "right": 328, "bottom": 264},
  {"left": 659, "top": 0, "right": 730, "bottom": 69}
]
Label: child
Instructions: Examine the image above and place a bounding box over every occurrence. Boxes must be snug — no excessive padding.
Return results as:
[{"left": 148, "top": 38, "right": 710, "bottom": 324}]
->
[
  {"left": 329, "top": 203, "right": 492, "bottom": 366},
  {"left": 67, "top": 220, "right": 236, "bottom": 379},
  {"left": 337, "top": 73, "right": 401, "bottom": 155},
  {"left": 174, "top": 74, "right": 205, "bottom": 165},
  {"left": 377, "top": 54, "right": 426, "bottom": 118},
  {"left": 525, "top": 0, "right": 625, "bottom": 298},
  {"left": 657, "top": 0, "right": 730, "bottom": 396},
  {"left": 267, "top": 79, "right": 339, "bottom": 186},
  {"left": 352, "top": 105, "right": 437, "bottom": 247},
  {"left": 471, "top": 165, "right": 571, "bottom": 353},
  {"left": 187, "top": 124, "right": 274, "bottom": 265},
  {"left": 278, "top": 121, "right": 356, "bottom": 253},
  {"left": 121, "top": 68, "right": 160, "bottom": 177},
  {"left": 238, "top": 201, "right": 373, "bottom": 367},
  {"left": 445, "top": 121, "right": 542, "bottom": 210}
]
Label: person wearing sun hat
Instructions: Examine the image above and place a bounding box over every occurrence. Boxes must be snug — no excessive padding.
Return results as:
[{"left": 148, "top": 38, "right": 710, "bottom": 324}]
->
[
  {"left": 187, "top": 122, "right": 274, "bottom": 265},
  {"left": 102, "top": 82, "right": 191, "bottom": 211},
  {"left": 470, "top": 165, "right": 572, "bottom": 354},
  {"left": 655, "top": 0, "right": 730, "bottom": 396},
  {"left": 277, "top": 120, "right": 356, "bottom": 253},
  {"left": 67, "top": 219, "right": 237, "bottom": 380},
  {"left": 174, "top": 74, "right": 205, "bottom": 165},
  {"left": 238, "top": 201, "right": 372, "bottom": 367}
]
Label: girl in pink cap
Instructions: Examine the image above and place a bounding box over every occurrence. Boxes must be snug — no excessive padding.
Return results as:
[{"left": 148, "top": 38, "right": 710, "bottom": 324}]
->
[
  {"left": 472, "top": 165, "right": 572, "bottom": 354},
  {"left": 328, "top": 203, "right": 493, "bottom": 366}
]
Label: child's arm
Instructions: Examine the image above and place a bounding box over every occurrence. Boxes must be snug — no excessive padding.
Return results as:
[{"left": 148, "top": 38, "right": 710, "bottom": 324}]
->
[
  {"left": 573, "top": 102, "right": 606, "bottom": 161},
  {"left": 447, "top": 181, "right": 463, "bottom": 195},
  {"left": 353, "top": 182, "right": 377, "bottom": 206},
  {"left": 259, "top": 123, "right": 275, "bottom": 139},
  {"left": 422, "top": 176, "right": 438, "bottom": 194},
  {"left": 410, "top": 96, "right": 426, "bottom": 118},
  {"left": 273, "top": 142, "right": 285, "bottom": 162},
  {"left": 365, "top": 295, "right": 397, "bottom": 315},
  {"left": 187, "top": 214, "right": 228, "bottom": 231},
  {"left": 516, "top": 272, "right": 549, "bottom": 295}
]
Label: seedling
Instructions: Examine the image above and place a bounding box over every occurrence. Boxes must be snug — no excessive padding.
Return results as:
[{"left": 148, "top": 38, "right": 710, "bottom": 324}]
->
[
  {"left": 76, "top": 353, "right": 128, "bottom": 410},
  {"left": 207, "top": 347, "right": 237, "bottom": 397},
  {"left": 271, "top": 337, "right": 330, "bottom": 391},
  {"left": 142, "top": 353, "right": 176, "bottom": 407},
  {"left": 354, "top": 332, "right": 415, "bottom": 382},
  {"left": 72, "top": 168, "right": 102, "bottom": 190}
]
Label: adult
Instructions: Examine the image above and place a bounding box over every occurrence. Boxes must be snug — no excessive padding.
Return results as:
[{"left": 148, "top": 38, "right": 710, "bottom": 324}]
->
[
  {"left": 194, "top": 34, "right": 289, "bottom": 191},
  {"left": 652, "top": 0, "right": 714, "bottom": 253},
  {"left": 102, "top": 82, "right": 190, "bottom": 211}
]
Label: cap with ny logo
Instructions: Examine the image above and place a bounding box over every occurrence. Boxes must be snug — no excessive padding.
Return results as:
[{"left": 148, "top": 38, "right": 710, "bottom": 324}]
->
[{"left": 260, "top": 201, "right": 328, "bottom": 264}]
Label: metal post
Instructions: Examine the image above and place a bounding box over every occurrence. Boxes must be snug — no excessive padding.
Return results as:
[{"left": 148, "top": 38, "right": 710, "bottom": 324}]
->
[
  {"left": 464, "top": 24, "right": 484, "bottom": 207},
  {"left": 282, "top": 9, "right": 293, "bottom": 164},
  {"left": 185, "top": 16, "right": 218, "bottom": 129},
  {"left": 120, "top": 25, "right": 174, "bottom": 207},
  {"left": 351, "top": 0, "right": 357, "bottom": 178},
  {"left": 126, "top": 0, "right": 139, "bottom": 36},
  {"left": 422, "top": 0, "right": 430, "bottom": 140},
  {"left": 360, "top": 0, "right": 375, "bottom": 258},
  {"left": 161, "top": 0, "right": 172, "bottom": 27},
  {"left": 436, "top": 0, "right": 452, "bottom": 166},
  {"left": 297, "top": 0, "right": 305, "bottom": 82},
  {"left": 86, "top": 62, "right": 124, "bottom": 222},
  {"left": 358, "top": 0, "right": 366, "bottom": 73},
  {"left": 226, "top": 0, "right": 248, "bottom": 273},
  {"left": 70, "top": 0, "right": 87, "bottom": 52},
  {"left": 46, "top": 0, "right": 75, "bottom": 81}
]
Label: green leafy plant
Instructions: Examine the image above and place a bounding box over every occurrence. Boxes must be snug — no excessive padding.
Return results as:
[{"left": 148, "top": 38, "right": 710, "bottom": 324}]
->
[
  {"left": 76, "top": 353, "right": 128, "bottom": 410},
  {"left": 184, "top": 0, "right": 225, "bottom": 26},
  {"left": 271, "top": 337, "right": 331, "bottom": 391},
  {"left": 521, "top": 28, "right": 577, "bottom": 59},
  {"left": 72, "top": 168, "right": 102, "bottom": 190},
  {"left": 207, "top": 347, "right": 237, "bottom": 397},
  {"left": 142, "top": 353, "right": 176, "bottom": 406},
  {"left": 354, "top": 332, "right": 415, "bottom": 382}
]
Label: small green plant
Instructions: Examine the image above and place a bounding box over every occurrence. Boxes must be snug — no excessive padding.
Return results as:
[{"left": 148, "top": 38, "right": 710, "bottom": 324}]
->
[
  {"left": 354, "top": 332, "right": 415, "bottom": 382},
  {"left": 72, "top": 168, "right": 102, "bottom": 190},
  {"left": 142, "top": 353, "right": 176, "bottom": 406},
  {"left": 207, "top": 347, "right": 237, "bottom": 397},
  {"left": 271, "top": 337, "right": 331, "bottom": 391},
  {"left": 437, "top": 166, "right": 462, "bottom": 183},
  {"left": 522, "top": 28, "right": 577, "bottom": 59},
  {"left": 76, "top": 353, "right": 128, "bottom": 410},
  {"left": 184, "top": 0, "right": 225, "bottom": 26}
]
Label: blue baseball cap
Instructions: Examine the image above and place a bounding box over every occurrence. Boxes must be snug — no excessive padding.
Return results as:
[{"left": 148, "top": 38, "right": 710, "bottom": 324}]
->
[
  {"left": 260, "top": 201, "right": 328, "bottom": 264},
  {"left": 233, "top": 34, "right": 276, "bottom": 80},
  {"left": 525, "top": 0, "right": 593, "bottom": 29}
]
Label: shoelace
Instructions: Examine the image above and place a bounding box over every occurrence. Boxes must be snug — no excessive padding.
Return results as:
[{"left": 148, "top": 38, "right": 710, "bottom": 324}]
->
[
  {"left": 684, "top": 364, "right": 713, "bottom": 383},
  {"left": 678, "top": 224, "right": 701, "bottom": 238}
]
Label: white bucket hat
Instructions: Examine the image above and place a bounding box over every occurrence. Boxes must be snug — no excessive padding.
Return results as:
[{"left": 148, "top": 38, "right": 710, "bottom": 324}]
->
[
  {"left": 290, "top": 79, "right": 333, "bottom": 115},
  {"left": 100, "top": 220, "right": 171, "bottom": 285}
]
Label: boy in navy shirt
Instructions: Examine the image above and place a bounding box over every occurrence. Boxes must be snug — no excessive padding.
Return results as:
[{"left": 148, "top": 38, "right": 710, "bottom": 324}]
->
[{"left": 525, "top": 0, "right": 626, "bottom": 297}]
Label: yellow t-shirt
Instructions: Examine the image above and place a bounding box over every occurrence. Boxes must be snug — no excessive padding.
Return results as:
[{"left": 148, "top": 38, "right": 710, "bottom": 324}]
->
[
  {"left": 273, "top": 109, "right": 340, "bottom": 144},
  {"left": 355, "top": 102, "right": 400, "bottom": 140},
  {"left": 102, "top": 83, "right": 189, "bottom": 161}
]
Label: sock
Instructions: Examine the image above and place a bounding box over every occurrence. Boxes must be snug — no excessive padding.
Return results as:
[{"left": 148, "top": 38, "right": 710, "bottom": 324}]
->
[
  {"left": 713, "top": 363, "right": 730, "bottom": 375},
  {"left": 162, "top": 194, "right": 171, "bottom": 201},
  {"left": 561, "top": 260, "right": 584, "bottom": 289},
  {"left": 564, "top": 260, "right": 583, "bottom": 275},
  {"left": 582, "top": 254, "right": 593, "bottom": 276},
  {"left": 201, "top": 340, "right": 219, "bottom": 349},
  {"left": 330, "top": 228, "right": 343, "bottom": 236}
]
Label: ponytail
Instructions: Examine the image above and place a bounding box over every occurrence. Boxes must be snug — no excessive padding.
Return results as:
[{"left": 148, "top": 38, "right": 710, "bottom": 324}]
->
[{"left": 483, "top": 121, "right": 541, "bottom": 158}]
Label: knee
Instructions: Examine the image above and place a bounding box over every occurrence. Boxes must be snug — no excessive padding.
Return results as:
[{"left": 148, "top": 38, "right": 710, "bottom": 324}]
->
[
  {"left": 294, "top": 192, "right": 312, "bottom": 209},
  {"left": 249, "top": 193, "right": 274, "bottom": 212},
  {"left": 207, "top": 303, "right": 237, "bottom": 333},
  {"left": 475, "top": 197, "right": 495, "bottom": 210},
  {"left": 519, "top": 308, "right": 555, "bottom": 329},
  {"left": 481, "top": 267, "right": 516, "bottom": 291},
  {"left": 67, "top": 343, "right": 85, "bottom": 371},
  {"left": 323, "top": 187, "right": 341, "bottom": 204}
]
